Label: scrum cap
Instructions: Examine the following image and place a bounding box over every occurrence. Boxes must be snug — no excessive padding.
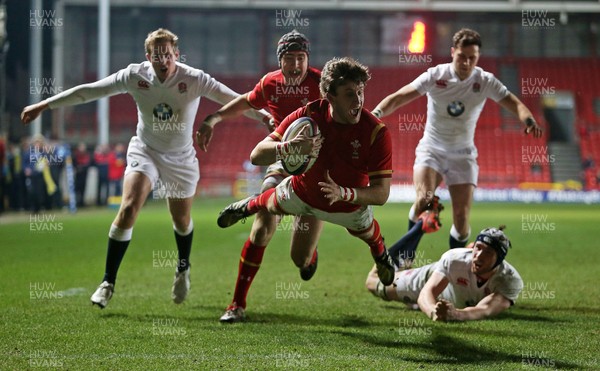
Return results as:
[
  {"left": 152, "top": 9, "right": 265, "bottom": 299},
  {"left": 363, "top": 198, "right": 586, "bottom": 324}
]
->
[
  {"left": 277, "top": 29, "right": 310, "bottom": 61},
  {"left": 475, "top": 226, "right": 511, "bottom": 267}
]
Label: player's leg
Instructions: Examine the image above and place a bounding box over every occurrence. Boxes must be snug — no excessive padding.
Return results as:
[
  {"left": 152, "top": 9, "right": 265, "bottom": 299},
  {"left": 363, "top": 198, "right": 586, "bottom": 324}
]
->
[
  {"left": 448, "top": 183, "right": 474, "bottom": 248},
  {"left": 387, "top": 219, "right": 426, "bottom": 270},
  {"left": 221, "top": 182, "right": 279, "bottom": 322},
  {"left": 217, "top": 176, "right": 288, "bottom": 228},
  {"left": 347, "top": 219, "right": 396, "bottom": 286},
  {"left": 289, "top": 215, "right": 324, "bottom": 280},
  {"left": 167, "top": 196, "right": 194, "bottom": 304},
  {"left": 410, "top": 165, "right": 443, "bottom": 229},
  {"left": 445, "top": 155, "right": 477, "bottom": 248},
  {"left": 160, "top": 144, "right": 200, "bottom": 304},
  {"left": 91, "top": 171, "right": 152, "bottom": 308},
  {"left": 167, "top": 196, "right": 194, "bottom": 272}
]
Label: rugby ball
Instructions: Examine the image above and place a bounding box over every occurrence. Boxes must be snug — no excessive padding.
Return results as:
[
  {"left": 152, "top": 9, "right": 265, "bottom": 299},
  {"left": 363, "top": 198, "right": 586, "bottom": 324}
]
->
[{"left": 280, "top": 116, "right": 320, "bottom": 175}]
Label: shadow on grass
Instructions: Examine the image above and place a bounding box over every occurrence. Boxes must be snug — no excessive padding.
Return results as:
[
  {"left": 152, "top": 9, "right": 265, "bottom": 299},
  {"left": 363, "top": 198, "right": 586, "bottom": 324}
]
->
[
  {"left": 97, "top": 306, "right": 377, "bottom": 329},
  {"left": 334, "top": 330, "right": 580, "bottom": 369}
]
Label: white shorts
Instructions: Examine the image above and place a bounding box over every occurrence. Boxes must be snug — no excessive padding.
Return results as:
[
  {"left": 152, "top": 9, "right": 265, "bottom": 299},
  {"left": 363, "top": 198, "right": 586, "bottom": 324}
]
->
[
  {"left": 414, "top": 142, "right": 479, "bottom": 186},
  {"left": 393, "top": 264, "right": 435, "bottom": 304},
  {"left": 274, "top": 176, "right": 374, "bottom": 232},
  {"left": 125, "top": 136, "right": 199, "bottom": 198}
]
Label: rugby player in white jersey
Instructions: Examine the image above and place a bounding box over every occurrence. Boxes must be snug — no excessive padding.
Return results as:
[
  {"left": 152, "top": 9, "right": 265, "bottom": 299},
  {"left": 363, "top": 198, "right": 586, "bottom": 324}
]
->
[
  {"left": 372, "top": 28, "right": 543, "bottom": 257},
  {"left": 366, "top": 225, "right": 523, "bottom": 321},
  {"left": 21, "top": 28, "right": 268, "bottom": 309}
]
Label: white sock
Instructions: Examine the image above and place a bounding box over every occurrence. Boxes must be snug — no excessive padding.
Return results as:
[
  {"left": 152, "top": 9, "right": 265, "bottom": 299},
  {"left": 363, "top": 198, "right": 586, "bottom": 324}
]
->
[
  {"left": 450, "top": 224, "right": 470, "bottom": 242},
  {"left": 109, "top": 224, "right": 133, "bottom": 241}
]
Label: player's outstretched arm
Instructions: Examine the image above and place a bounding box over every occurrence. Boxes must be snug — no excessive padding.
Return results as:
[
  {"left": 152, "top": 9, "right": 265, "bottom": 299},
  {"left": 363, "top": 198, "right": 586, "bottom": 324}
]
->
[
  {"left": 372, "top": 84, "right": 421, "bottom": 119},
  {"left": 447, "top": 293, "right": 512, "bottom": 321},
  {"left": 318, "top": 171, "right": 390, "bottom": 206},
  {"left": 417, "top": 271, "right": 450, "bottom": 321},
  {"left": 205, "top": 83, "right": 270, "bottom": 125},
  {"left": 197, "top": 94, "right": 273, "bottom": 152},
  {"left": 22, "top": 75, "right": 124, "bottom": 125},
  {"left": 498, "top": 93, "right": 543, "bottom": 138}
]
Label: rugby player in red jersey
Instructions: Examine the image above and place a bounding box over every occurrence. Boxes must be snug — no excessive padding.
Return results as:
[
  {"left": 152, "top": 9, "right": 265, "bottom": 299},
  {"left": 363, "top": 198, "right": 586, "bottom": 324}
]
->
[
  {"left": 217, "top": 57, "right": 397, "bottom": 322},
  {"left": 197, "top": 30, "right": 323, "bottom": 322}
]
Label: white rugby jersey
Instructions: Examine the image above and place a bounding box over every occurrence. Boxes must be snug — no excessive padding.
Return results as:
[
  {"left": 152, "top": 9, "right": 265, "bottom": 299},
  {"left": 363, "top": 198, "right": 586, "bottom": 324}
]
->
[
  {"left": 410, "top": 63, "right": 510, "bottom": 152},
  {"left": 408, "top": 248, "right": 522, "bottom": 308},
  {"left": 47, "top": 61, "right": 250, "bottom": 152}
]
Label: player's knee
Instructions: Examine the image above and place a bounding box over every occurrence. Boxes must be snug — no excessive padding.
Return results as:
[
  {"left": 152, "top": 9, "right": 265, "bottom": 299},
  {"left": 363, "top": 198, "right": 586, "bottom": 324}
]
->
[{"left": 118, "top": 200, "right": 140, "bottom": 223}]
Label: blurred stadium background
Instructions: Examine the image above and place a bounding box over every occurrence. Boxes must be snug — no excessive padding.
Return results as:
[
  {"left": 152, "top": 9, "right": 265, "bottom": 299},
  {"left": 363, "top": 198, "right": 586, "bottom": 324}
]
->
[{"left": 1, "top": 0, "right": 599, "bottom": 210}]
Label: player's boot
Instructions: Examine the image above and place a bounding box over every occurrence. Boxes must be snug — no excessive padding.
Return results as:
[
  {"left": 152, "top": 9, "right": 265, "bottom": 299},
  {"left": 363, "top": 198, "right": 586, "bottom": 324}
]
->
[
  {"left": 219, "top": 305, "right": 246, "bottom": 323},
  {"left": 374, "top": 250, "right": 396, "bottom": 286},
  {"left": 172, "top": 266, "right": 191, "bottom": 304},
  {"left": 91, "top": 281, "right": 114, "bottom": 309},
  {"left": 418, "top": 196, "right": 444, "bottom": 233},
  {"left": 299, "top": 249, "right": 318, "bottom": 281},
  {"left": 217, "top": 195, "right": 255, "bottom": 228}
]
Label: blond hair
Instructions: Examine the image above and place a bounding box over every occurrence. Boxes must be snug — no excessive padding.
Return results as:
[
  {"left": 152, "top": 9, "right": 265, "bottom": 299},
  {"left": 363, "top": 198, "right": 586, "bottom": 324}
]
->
[{"left": 145, "top": 28, "right": 179, "bottom": 55}]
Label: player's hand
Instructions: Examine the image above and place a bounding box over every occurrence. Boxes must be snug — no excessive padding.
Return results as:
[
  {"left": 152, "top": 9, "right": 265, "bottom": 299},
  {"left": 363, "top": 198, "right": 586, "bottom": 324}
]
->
[
  {"left": 318, "top": 170, "right": 342, "bottom": 205},
  {"left": 196, "top": 123, "right": 213, "bottom": 152},
  {"left": 263, "top": 116, "right": 276, "bottom": 133},
  {"left": 432, "top": 299, "right": 451, "bottom": 321},
  {"left": 289, "top": 125, "right": 323, "bottom": 156},
  {"left": 524, "top": 117, "right": 543, "bottom": 138},
  {"left": 21, "top": 102, "right": 49, "bottom": 124}
]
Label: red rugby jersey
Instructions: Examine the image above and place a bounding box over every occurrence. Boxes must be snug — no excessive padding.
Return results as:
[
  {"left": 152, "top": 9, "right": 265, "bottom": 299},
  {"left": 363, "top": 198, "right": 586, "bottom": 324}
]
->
[
  {"left": 247, "top": 67, "right": 321, "bottom": 126},
  {"left": 270, "top": 100, "right": 393, "bottom": 213}
]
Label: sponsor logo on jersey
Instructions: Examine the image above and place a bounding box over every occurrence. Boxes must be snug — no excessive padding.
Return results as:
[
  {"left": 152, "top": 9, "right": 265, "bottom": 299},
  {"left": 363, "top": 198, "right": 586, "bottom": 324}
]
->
[
  {"left": 457, "top": 277, "right": 469, "bottom": 286},
  {"left": 178, "top": 82, "right": 187, "bottom": 94},
  {"left": 350, "top": 139, "right": 361, "bottom": 159},
  {"left": 138, "top": 80, "right": 150, "bottom": 89},
  {"left": 472, "top": 82, "right": 481, "bottom": 93},
  {"left": 435, "top": 79, "right": 447, "bottom": 88},
  {"left": 153, "top": 103, "right": 174, "bottom": 120},
  {"left": 447, "top": 101, "right": 465, "bottom": 117}
]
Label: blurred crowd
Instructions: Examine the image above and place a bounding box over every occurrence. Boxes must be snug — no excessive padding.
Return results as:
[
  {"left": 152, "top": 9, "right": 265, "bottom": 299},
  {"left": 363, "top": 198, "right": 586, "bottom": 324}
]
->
[{"left": 0, "top": 134, "right": 126, "bottom": 214}]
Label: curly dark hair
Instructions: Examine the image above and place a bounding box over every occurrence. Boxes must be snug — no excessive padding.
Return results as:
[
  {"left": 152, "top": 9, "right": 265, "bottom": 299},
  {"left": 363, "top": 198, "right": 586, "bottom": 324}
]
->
[
  {"left": 452, "top": 28, "right": 482, "bottom": 49},
  {"left": 319, "top": 57, "right": 371, "bottom": 98}
]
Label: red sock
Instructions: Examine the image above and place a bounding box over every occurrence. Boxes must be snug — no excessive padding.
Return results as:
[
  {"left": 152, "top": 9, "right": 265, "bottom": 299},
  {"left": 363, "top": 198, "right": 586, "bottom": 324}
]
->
[
  {"left": 230, "top": 239, "right": 266, "bottom": 309},
  {"left": 247, "top": 188, "right": 276, "bottom": 214},
  {"left": 364, "top": 220, "right": 386, "bottom": 259}
]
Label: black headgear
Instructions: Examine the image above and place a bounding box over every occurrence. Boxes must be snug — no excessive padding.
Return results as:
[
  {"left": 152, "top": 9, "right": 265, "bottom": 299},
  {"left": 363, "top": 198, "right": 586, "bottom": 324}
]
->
[{"left": 277, "top": 29, "right": 310, "bottom": 62}]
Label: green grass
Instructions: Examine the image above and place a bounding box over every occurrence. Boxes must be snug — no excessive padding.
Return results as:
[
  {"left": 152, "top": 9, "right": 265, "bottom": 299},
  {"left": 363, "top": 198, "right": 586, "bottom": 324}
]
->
[{"left": 1, "top": 199, "right": 599, "bottom": 369}]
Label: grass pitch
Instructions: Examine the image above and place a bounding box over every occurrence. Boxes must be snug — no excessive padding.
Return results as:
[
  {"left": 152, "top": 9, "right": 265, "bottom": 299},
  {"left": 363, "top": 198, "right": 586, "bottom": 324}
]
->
[{"left": 1, "top": 199, "right": 599, "bottom": 369}]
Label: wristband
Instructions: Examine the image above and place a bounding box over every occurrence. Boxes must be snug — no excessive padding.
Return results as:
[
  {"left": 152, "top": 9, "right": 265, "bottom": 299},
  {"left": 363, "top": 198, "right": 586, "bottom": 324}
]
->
[
  {"left": 339, "top": 186, "right": 357, "bottom": 202},
  {"left": 372, "top": 108, "right": 383, "bottom": 119}
]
